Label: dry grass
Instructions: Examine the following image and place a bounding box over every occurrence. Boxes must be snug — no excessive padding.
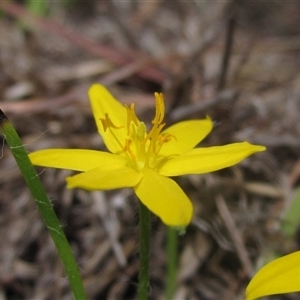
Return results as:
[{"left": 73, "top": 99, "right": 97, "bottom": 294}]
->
[{"left": 1, "top": 1, "right": 300, "bottom": 299}]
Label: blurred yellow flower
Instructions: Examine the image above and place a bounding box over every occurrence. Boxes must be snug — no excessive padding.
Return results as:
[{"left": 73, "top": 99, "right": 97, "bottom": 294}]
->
[
  {"left": 246, "top": 251, "right": 300, "bottom": 300},
  {"left": 29, "top": 84, "right": 265, "bottom": 226}
]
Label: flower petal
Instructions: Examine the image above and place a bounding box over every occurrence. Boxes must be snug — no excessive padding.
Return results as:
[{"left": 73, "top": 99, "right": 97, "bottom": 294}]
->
[
  {"left": 67, "top": 166, "right": 142, "bottom": 190},
  {"left": 159, "top": 142, "right": 266, "bottom": 176},
  {"left": 89, "top": 84, "right": 127, "bottom": 153},
  {"left": 160, "top": 118, "right": 213, "bottom": 155},
  {"left": 29, "top": 149, "right": 127, "bottom": 171},
  {"left": 246, "top": 251, "right": 300, "bottom": 300},
  {"left": 133, "top": 169, "right": 193, "bottom": 226}
]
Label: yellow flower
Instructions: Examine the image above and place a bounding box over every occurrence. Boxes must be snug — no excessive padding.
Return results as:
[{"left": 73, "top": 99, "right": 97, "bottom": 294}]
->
[
  {"left": 29, "top": 84, "right": 265, "bottom": 226},
  {"left": 246, "top": 251, "right": 300, "bottom": 300}
]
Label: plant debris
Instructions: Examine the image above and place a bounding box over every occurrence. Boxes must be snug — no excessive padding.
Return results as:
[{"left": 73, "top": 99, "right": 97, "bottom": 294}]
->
[{"left": 1, "top": 1, "right": 300, "bottom": 299}]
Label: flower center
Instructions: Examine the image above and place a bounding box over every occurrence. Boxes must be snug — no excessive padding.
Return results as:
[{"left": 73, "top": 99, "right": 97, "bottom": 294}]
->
[{"left": 100, "top": 93, "right": 174, "bottom": 171}]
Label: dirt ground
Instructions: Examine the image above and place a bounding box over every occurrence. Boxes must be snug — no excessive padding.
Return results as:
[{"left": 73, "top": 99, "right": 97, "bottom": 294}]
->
[{"left": 1, "top": 1, "right": 300, "bottom": 299}]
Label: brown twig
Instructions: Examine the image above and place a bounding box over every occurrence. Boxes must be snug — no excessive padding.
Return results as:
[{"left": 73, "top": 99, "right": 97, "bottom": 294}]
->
[
  {"left": 169, "top": 89, "right": 239, "bottom": 122},
  {"left": 215, "top": 195, "right": 254, "bottom": 277},
  {"left": 217, "top": 17, "right": 236, "bottom": 91},
  {"left": 0, "top": 52, "right": 181, "bottom": 115},
  {"left": 0, "top": 2, "right": 167, "bottom": 84}
]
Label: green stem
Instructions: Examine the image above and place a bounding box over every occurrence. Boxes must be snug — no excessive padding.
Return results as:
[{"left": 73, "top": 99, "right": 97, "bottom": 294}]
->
[
  {"left": 166, "top": 226, "right": 178, "bottom": 300},
  {"left": 0, "top": 110, "right": 87, "bottom": 300},
  {"left": 138, "top": 201, "right": 151, "bottom": 300}
]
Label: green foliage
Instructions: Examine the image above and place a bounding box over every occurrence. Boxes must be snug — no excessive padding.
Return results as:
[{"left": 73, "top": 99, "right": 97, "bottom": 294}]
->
[
  {"left": 26, "top": 0, "right": 48, "bottom": 16},
  {"left": 282, "top": 187, "right": 300, "bottom": 237}
]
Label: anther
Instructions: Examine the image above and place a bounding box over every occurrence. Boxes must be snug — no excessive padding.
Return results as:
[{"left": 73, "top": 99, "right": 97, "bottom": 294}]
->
[{"left": 100, "top": 113, "right": 123, "bottom": 132}]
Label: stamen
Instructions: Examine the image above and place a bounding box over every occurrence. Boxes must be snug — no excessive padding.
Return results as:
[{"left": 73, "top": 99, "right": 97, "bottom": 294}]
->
[
  {"left": 153, "top": 93, "right": 165, "bottom": 125},
  {"left": 99, "top": 92, "right": 172, "bottom": 171},
  {"left": 100, "top": 113, "right": 123, "bottom": 132},
  {"left": 129, "top": 104, "right": 139, "bottom": 125},
  {"left": 107, "top": 127, "right": 125, "bottom": 152},
  {"left": 136, "top": 122, "right": 146, "bottom": 141},
  {"left": 154, "top": 133, "right": 176, "bottom": 155},
  {"left": 144, "top": 122, "right": 165, "bottom": 143},
  {"left": 126, "top": 104, "right": 140, "bottom": 133},
  {"left": 124, "top": 139, "right": 136, "bottom": 159}
]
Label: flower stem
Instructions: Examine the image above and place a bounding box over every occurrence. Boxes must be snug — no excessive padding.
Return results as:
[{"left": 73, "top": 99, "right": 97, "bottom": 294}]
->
[
  {"left": 166, "top": 226, "right": 178, "bottom": 300},
  {"left": 138, "top": 201, "right": 150, "bottom": 300},
  {"left": 0, "top": 110, "right": 87, "bottom": 300}
]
